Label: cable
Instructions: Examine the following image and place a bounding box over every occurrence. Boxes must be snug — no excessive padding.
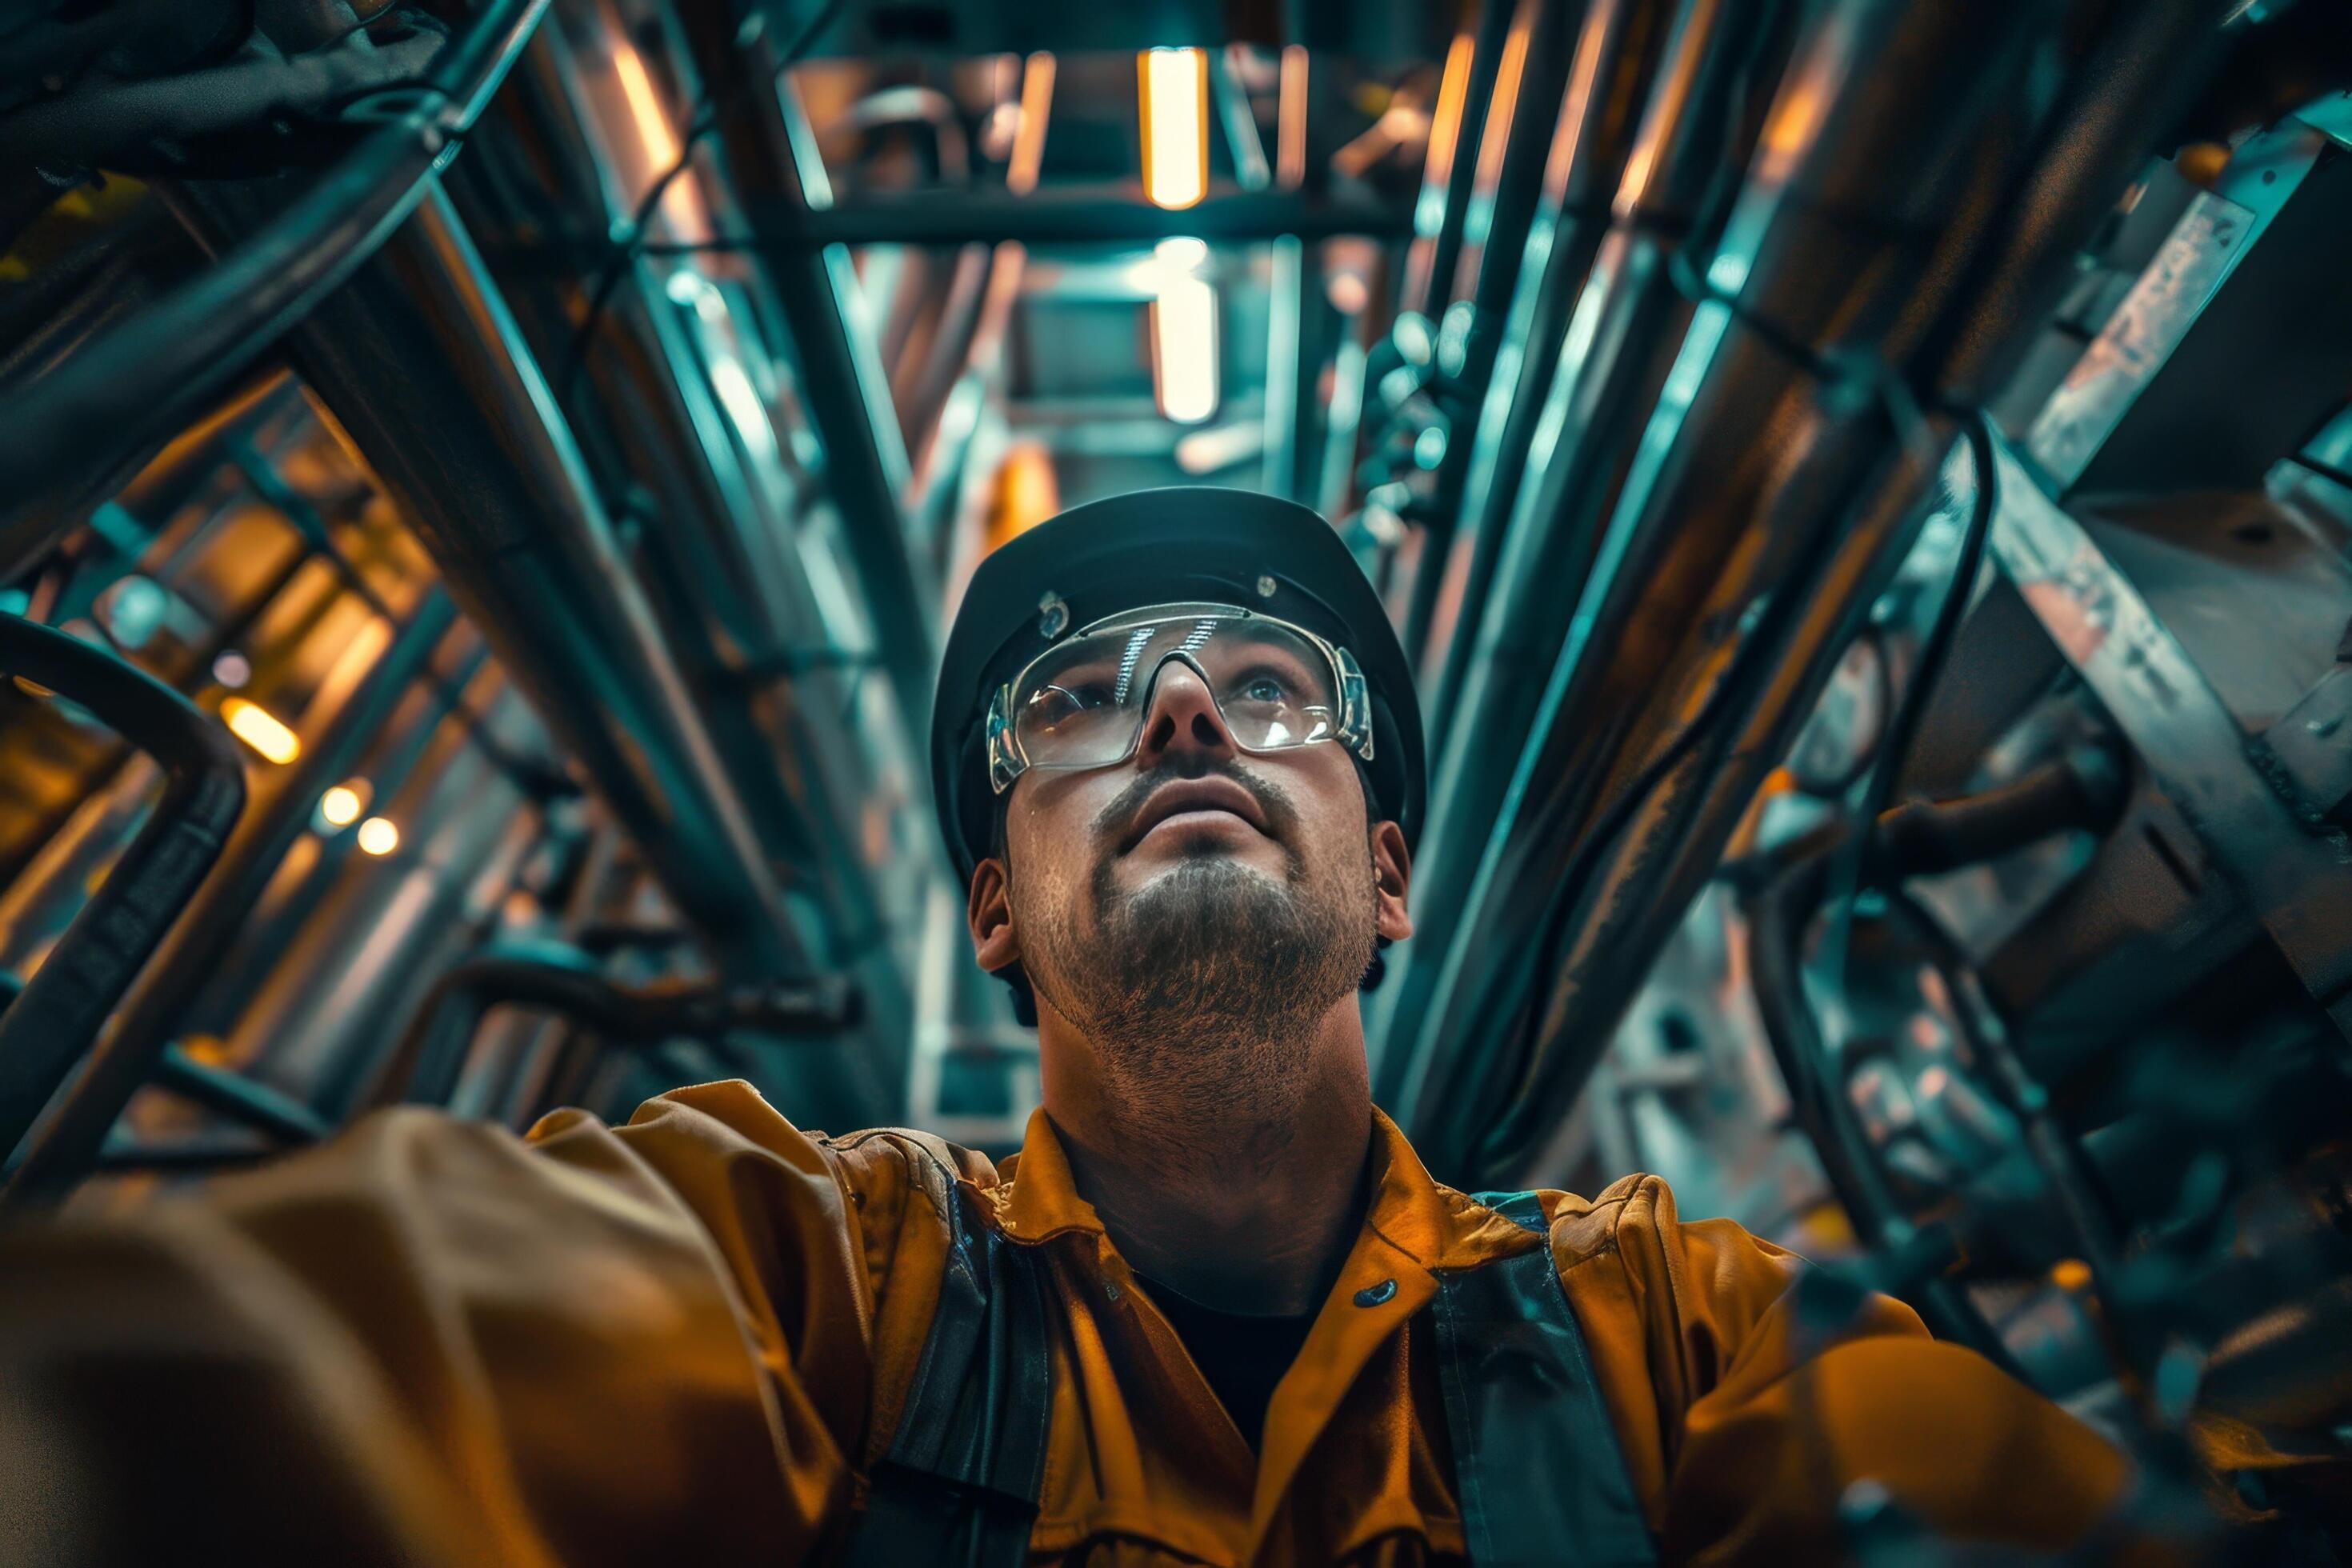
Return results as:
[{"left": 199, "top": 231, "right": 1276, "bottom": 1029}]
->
[
  {"left": 1822, "top": 409, "right": 1999, "bottom": 987},
  {"left": 553, "top": 0, "right": 846, "bottom": 411},
  {"left": 1465, "top": 310, "right": 1962, "bottom": 1175}
]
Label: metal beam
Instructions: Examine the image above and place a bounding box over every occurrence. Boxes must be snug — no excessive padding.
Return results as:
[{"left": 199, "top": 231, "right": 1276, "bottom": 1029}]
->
[
  {"left": 1988, "top": 436, "right": 2352, "bottom": 1034},
  {"left": 705, "top": 186, "right": 1418, "bottom": 249}
]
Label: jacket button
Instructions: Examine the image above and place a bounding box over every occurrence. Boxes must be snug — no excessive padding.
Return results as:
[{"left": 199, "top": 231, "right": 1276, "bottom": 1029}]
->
[
  {"left": 1354, "top": 1278, "right": 1398, "bottom": 1307},
  {"left": 1104, "top": 1279, "right": 1122, "bottom": 1302}
]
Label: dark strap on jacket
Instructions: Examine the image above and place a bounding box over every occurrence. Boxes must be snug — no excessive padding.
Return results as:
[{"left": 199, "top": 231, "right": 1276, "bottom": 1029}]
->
[
  {"left": 838, "top": 1182, "right": 1052, "bottom": 1568},
  {"left": 841, "top": 1184, "right": 1654, "bottom": 1567},
  {"left": 1434, "top": 1190, "right": 1658, "bottom": 1566}
]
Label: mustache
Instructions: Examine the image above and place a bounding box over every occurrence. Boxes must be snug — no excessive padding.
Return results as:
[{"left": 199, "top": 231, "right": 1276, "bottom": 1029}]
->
[{"left": 1090, "top": 758, "right": 1299, "bottom": 847}]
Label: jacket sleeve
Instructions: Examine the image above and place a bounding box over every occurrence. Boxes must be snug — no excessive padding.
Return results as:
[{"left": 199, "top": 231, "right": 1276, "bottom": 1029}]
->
[
  {"left": 0, "top": 1080, "right": 887, "bottom": 1568},
  {"left": 1554, "top": 1173, "right": 2134, "bottom": 1564}
]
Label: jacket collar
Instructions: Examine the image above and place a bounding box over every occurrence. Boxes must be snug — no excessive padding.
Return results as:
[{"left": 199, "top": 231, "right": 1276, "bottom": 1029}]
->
[
  {"left": 982, "top": 1103, "right": 1537, "bottom": 1277},
  {"left": 977, "top": 1101, "right": 1546, "bottom": 1555}
]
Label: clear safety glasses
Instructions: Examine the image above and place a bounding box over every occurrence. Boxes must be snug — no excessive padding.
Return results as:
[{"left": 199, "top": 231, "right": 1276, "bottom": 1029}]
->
[{"left": 986, "top": 602, "right": 1375, "bottom": 794}]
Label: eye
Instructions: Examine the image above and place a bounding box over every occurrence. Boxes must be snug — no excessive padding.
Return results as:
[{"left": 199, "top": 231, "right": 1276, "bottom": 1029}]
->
[
  {"left": 1026, "top": 682, "right": 1114, "bottom": 726},
  {"left": 1226, "top": 661, "right": 1308, "bottom": 707}
]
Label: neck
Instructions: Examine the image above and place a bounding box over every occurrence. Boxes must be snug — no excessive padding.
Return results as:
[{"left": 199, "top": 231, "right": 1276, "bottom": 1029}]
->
[{"left": 1037, "top": 995, "right": 1376, "bottom": 1317}]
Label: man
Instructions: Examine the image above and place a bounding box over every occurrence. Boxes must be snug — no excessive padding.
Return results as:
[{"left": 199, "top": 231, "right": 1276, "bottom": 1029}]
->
[{"left": 0, "top": 490, "right": 2132, "bottom": 1565}]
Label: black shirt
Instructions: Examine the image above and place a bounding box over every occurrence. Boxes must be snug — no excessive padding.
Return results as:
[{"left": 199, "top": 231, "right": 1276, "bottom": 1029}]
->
[{"left": 1135, "top": 1274, "right": 1317, "bottom": 1452}]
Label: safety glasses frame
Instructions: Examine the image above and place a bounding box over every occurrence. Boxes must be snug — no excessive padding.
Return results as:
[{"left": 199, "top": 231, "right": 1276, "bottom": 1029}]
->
[{"left": 985, "top": 601, "right": 1374, "bottom": 794}]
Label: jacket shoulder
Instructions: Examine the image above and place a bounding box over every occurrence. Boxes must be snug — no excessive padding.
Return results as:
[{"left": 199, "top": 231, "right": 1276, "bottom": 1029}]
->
[
  {"left": 1534, "top": 1171, "right": 1764, "bottom": 1274},
  {"left": 808, "top": 1122, "right": 1006, "bottom": 1226}
]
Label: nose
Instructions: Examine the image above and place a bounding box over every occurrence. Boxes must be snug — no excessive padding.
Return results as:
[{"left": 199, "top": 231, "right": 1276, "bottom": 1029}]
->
[{"left": 1132, "top": 654, "right": 1238, "bottom": 770}]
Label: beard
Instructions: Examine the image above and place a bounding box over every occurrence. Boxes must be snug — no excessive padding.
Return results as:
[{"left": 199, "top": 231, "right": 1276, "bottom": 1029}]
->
[{"left": 1016, "top": 761, "right": 1378, "bottom": 1121}]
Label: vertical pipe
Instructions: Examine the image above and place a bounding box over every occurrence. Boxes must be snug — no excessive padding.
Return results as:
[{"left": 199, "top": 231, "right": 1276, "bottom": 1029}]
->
[
  {"left": 1375, "top": 0, "right": 1771, "bottom": 1102},
  {"left": 1400, "top": 0, "right": 1581, "bottom": 669},
  {"left": 1422, "top": 0, "right": 1674, "bottom": 739}
]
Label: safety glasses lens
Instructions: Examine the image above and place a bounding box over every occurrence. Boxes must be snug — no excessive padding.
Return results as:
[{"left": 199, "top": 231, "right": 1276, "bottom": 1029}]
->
[{"left": 1012, "top": 614, "right": 1340, "bottom": 770}]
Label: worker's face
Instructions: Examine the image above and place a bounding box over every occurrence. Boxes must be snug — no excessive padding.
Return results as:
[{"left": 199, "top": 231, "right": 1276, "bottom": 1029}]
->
[{"left": 968, "top": 654, "right": 1413, "bottom": 1059}]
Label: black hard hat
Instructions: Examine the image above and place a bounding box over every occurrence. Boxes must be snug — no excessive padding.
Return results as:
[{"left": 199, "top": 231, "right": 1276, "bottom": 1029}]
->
[{"left": 930, "top": 486, "right": 1426, "bottom": 887}]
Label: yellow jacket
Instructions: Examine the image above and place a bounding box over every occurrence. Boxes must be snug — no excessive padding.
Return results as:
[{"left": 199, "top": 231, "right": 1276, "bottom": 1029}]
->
[{"left": 0, "top": 1080, "right": 2129, "bottom": 1565}]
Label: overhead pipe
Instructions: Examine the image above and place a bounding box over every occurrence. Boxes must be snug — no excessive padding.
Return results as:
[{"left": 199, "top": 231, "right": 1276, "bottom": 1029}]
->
[
  {"left": 0, "top": 615, "right": 245, "bottom": 1178},
  {"left": 910, "top": 54, "right": 1047, "bottom": 558},
  {"left": 1374, "top": 0, "right": 1778, "bottom": 1104},
  {"left": 461, "top": 29, "right": 925, "bottom": 1074},
  {"left": 1473, "top": 0, "right": 2238, "bottom": 1179},
  {"left": 161, "top": 183, "right": 824, "bottom": 1004},
  {"left": 894, "top": 244, "right": 994, "bottom": 465},
  {"left": 1407, "top": 0, "right": 2230, "bottom": 1184},
  {"left": 1401, "top": 0, "right": 1522, "bottom": 321},
  {"left": 1397, "top": 0, "right": 1584, "bottom": 668},
  {"left": 674, "top": 6, "right": 939, "bottom": 753},
  {"left": 1402, "top": 0, "right": 2055, "bottom": 1166},
  {"left": 0, "top": 0, "right": 549, "bottom": 556},
  {"left": 488, "top": 31, "right": 894, "bottom": 902},
  {"left": 1420, "top": 0, "right": 1675, "bottom": 737}
]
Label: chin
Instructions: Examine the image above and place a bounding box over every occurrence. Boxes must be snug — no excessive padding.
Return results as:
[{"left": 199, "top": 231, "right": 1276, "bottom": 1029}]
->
[{"left": 1126, "top": 843, "right": 1282, "bottom": 896}]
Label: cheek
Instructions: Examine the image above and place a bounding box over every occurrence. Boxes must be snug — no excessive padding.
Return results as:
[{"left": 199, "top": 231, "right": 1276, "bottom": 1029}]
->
[
  {"left": 1005, "top": 780, "right": 1106, "bottom": 895},
  {"left": 1284, "top": 754, "right": 1373, "bottom": 848}
]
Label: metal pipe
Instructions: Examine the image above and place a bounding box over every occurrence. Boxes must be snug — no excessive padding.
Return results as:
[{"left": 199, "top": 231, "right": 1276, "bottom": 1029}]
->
[
  {"left": 1398, "top": 0, "right": 2166, "bottom": 1182},
  {"left": 1398, "top": 0, "right": 1582, "bottom": 667},
  {"left": 1421, "top": 0, "right": 1674, "bottom": 738},
  {"left": 0, "top": 614, "right": 246, "bottom": 1174},
  {"left": 1259, "top": 235, "right": 1310, "bottom": 501},
  {"left": 1375, "top": 0, "right": 1774, "bottom": 1105},
  {"left": 675, "top": 13, "right": 938, "bottom": 750},
  {"left": 0, "top": 596, "right": 459, "bottom": 1202},
  {"left": 0, "top": 0, "right": 550, "bottom": 547},
  {"left": 164, "top": 182, "right": 817, "bottom": 995},
  {"left": 1212, "top": 46, "right": 1274, "bottom": 194},
  {"left": 376, "top": 944, "right": 861, "bottom": 1110},
  {"left": 152, "top": 1045, "right": 333, "bottom": 1144},
  {"left": 895, "top": 243, "right": 994, "bottom": 466},
  {"left": 1402, "top": 0, "right": 1522, "bottom": 318},
  {"left": 486, "top": 35, "right": 870, "bottom": 864},
  {"left": 471, "top": 28, "right": 920, "bottom": 1074}
]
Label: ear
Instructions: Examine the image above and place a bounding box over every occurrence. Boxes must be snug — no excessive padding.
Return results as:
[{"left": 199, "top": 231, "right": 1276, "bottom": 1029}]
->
[
  {"left": 1370, "top": 820, "right": 1413, "bottom": 942},
  {"left": 967, "top": 856, "right": 1024, "bottom": 974}
]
